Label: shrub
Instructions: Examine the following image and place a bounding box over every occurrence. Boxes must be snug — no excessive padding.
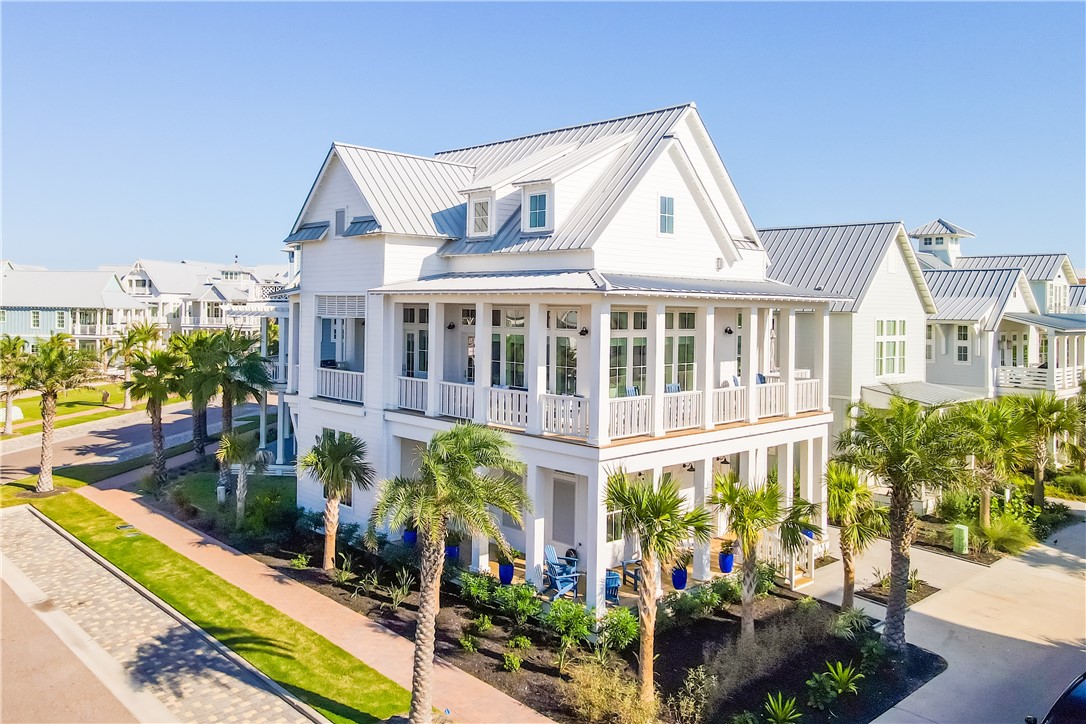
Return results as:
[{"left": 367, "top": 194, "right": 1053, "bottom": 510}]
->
[
  {"left": 859, "top": 638, "right": 887, "bottom": 675},
  {"left": 1053, "top": 472, "right": 1086, "bottom": 496},
  {"left": 379, "top": 542, "right": 419, "bottom": 572},
  {"left": 544, "top": 598, "right": 594, "bottom": 671},
  {"left": 382, "top": 568, "right": 414, "bottom": 611},
  {"left": 458, "top": 634, "right": 478, "bottom": 653},
  {"left": 664, "top": 665, "right": 716, "bottom": 724},
  {"left": 972, "top": 516, "right": 1034, "bottom": 555},
  {"left": 755, "top": 561, "right": 777, "bottom": 596},
  {"left": 689, "top": 585, "right": 722, "bottom": 617},
  {"left": 331, "top": 567, "right": 356, "bottom": 586},
  {"left": 565, "top": 660, "right": 657, "bottom": 724},
  {"left": 710, "top": 574, "right": 742, "bottom": 605},
  {"left": 289, "top": 552, "right": 311, "bottom": 569},
  {"left": 1033, "top": 500, "right": 1073, "bottom": 539},
  {"left": 597, "top": 605, "right": 638, "bottom": 653},
  {"left": 872, "top": 567, "right": 922, "bottom": 592},
  {"left": 935, "top": 487, "right": 979, "bottom": 524},
  {"left": 764, "top": 692, "right": 802, "bottom": 724},
  {"left": 805, "top": 672, "right": 837, "bottom": 710},
  {"left": 831, "top": 607, "right": 872, "bottom": 640},
  {"left": 823, "top": 660, "right": 864, "bottom": 696},
  {"left": 796, "top": 595, "right": 820, "bottom": 613},
  {"left": 168, "top": 486, "right": 199, "bottom": 519},
  {"left": 492, "top": 583, "right": 541, "bottom": 627},
  {"left": 458, "top": 571, "right": 498, "bottom": 607},
  {"left": 350, "top": 570, "right": 380, "bottom": 598},
  {"left": 473, "top": 614, "right": 493, "bottom": 633},
  {"left": 729, "top": 713, "right": 758, "bottom": 724},
  {"left": 500, "top": 652, "right": 522, "bottom": 672},
  {"left": 507, "top": 634, "right": 531, "bottom": 650}
]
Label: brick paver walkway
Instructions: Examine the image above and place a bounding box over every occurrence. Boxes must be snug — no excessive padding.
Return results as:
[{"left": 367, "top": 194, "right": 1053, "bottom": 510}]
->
[{"left": 1, "top": 506, "right": 317, "bottom": 723}]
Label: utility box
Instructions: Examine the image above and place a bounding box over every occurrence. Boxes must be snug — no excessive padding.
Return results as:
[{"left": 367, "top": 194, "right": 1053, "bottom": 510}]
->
[{"left": 953, "top": 524, "right": 969, "bottom": 554}]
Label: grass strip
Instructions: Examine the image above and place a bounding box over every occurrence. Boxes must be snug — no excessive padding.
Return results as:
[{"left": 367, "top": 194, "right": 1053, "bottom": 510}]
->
[
  {"left": 31, "top": 493, "right": 410, "bottom": 723},
  {"left": 12, "top": 383, "right": 128, "bottom": 422}
]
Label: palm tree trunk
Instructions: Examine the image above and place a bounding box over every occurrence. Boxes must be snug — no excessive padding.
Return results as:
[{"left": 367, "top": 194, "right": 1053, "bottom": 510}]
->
[
  {"left": 410, "top": 527, "right": 446, "bottom": 724},
  {"left": 637, "top": 553, "right": 658, "bottom": 704},
  {"left": 150, "top": 400, "right": 166, "bottom": 487},
  {"left": 883, "top": 485, "right": 913, "bottom": 654},
  {"left": 235, "top": 466, "right": 248, "bottom": 526},
  {"left": 4, "top": 393, "right": 14, "bottom": 436},
  {"left": 36, "top": 393, "right": 56, "bottom": 493},
  {"left": 1033, "top": 439, "right": 1048, "bottom": 507},
  {"left": 192, "top": 402, "right": 206, "bottom": 460},
  {"left": 740, "top": 546, "right": 757, "bottom": 639},
  {"left": 217, "top": 394, "right": 234, "bottom": 489},
  {"left": 323, "top": 493, "right": 340, "bottom": 570},
  {"left": 979, "top": 484, "right": 992, "bottom": 529},
  {"left": 841, "top": 537, "right": 856, "bottom": 610},
  {"left": 122, "top": 366, "right": 132, "bottom": 410}
]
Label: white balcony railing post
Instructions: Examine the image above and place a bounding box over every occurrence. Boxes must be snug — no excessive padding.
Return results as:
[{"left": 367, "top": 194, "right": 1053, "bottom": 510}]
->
[
  {"left": 608, "top": 395, "right": 653, "bottom": 439},
  {"left": 397, "top": 376, "right": 427, "bottom": 412},
  {"left": 438, "top": 381, "right": 475, "bottom": 420},
  {"left": 663, "top": 390, "right": 702, "bottom": 431},
  {"left": 316, "top": 368, "right": 365, "bottom": 404},
  {"left": 488, "top": 388, "right": 529, "bottom": 429},
  {"left": 713, "top": 386, "right": 746, "bottom": 424},
  {"left": 541, "top": 394, "right": 589, "bottom": 437}
]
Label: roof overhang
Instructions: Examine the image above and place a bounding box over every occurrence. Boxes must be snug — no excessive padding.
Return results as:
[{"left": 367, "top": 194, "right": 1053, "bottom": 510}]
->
[
  {"left": 1004, "top": 312, "right": 1086, "bottom": 333},
  {"left": 283, "top": 222, "right": 329, "bottom": 244},
  {"left": 862, "top": 381, "right": 980, "bottom": 407}
]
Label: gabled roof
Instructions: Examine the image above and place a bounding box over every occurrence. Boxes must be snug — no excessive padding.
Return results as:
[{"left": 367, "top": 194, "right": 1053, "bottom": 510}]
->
[
  {"left": 915, "top": 252, "right": 951, "bottom": 270},
  {"left": 1070, "top": 285, "right": 1086, "bottom": 309},
  {"left": 122, "top": 259, "right": 222, "bottom": 295},
  {"left": 1, "top": 270, "right": 145, "bottom": 310},
  {"left": 758, "top": 222, "right": 936, "bottom": 314},
  {"left": 922, "top": 268, "right": 1037, "bottom": 330},
  {"left": 955, "top": 254, "right": 1076, "bottom": 283},
  {"left": 908, "top": 219, "right": 975, "bottom": 238}
]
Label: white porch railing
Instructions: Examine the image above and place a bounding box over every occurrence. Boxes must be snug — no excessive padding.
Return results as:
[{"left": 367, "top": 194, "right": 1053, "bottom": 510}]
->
[
  {"left": 757, "top": 382, "right": 786, "bottom": 418},
  {"left": 316, "top": 368, "right": 364, "bottom": 404},
  {"left": 265, "top": 361, "right": 287, "bottom": 384},
  {"left": 794, "top": 379, "right": 821, "bottom": 412},
  {"left": 609, "top": 395, "right": 653, "bottom": 439},
  {"left": 488, "top": 388, "right": 529, "bottom": 429},
  {"left": 397, "top": 376, "right": 427, "bottom": 412},
  {"left": 997, "top": 365, "right": 1083, "bottom": 391},
  {"left": 438, "top": 381, "right": 475, "bottom": 420},
  {"left": 713, "top": 387, "right": 747, "bottom": 424},
  {"left": 72, "top": 324, "right": 123, "bottom": 336},
  {"left": 663, "top": 390, "right": 702, "bottom": 431},
  {"left": 541, "top": 394, "right": 589, "bottom": 437},
  {"left": 754, "top": 529, "right": 815, "bottom": 591}
]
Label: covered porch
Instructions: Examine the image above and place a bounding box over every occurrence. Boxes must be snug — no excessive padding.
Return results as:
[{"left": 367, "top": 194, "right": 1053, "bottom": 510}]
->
[{"left": 996, "top": 313, "right": 1086, "bottom": 397}]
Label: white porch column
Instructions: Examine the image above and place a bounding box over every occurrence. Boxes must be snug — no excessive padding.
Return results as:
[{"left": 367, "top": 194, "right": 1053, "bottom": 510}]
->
[
  {"left": 693, "top": 457, "right": 713, "bottom": 581},
  {"left": 698, "top": 306, "right": 715, "bottom": 430},
  {"left": 260, "top": 317, "right": 269, "bottom": 356},
  {"left": 778, "top": 441, "right": 795, "bottom": 507},
  {"left": 584, "top": 465, "right": 608, "bottom": 612},
  {"left": 526, "top": 302, "right": 547, "bottom": 435},
  {"left": 425, "top": 302, "right": 444, "bottom": 417},
  {"left": 798, "top": 439, "right": 814, "bottom": 504},
  {"left": 275, "top": 398, "right": 286, "bottom": 464},
  {"left": 743, "top": 306, "right": 760, "bottom": 423},
  {"left": 759, "top": 308, "right": 773, "bottom": 373},
  {"left": 523, "top": 464, "right": 545, "bottom": 588},
  {"left": 814, "top": 433, "right": 829, "bottom": 533},
  {"left": 649, "top": 302, "right": 667, "bottom": 436},
  {"left": 471, "top": 534, "right": 489, "bottom": 573},
  {"left": 815, "top": 304, "right": 830, "bottom": 411},
  {"left": 473, "top": 302, "right": 492, "bottom": 425},
  {"left": 587, "top": 300, "right": 612, "bottom": 446},
  {"left": 277, "top": 315, "right": 288, "bottom": 382},
  {"left": 258, "top": 392, "right": 268, "bottom": 449},
  {"left": 781, "top": 308, "right": 796, "bottom": 417},
  {"left": 1047, "top": 331, "right": 1057, "bottom": 389}
]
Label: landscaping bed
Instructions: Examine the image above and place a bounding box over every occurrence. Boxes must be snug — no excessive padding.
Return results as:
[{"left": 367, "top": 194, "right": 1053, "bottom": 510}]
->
[
  {"left": 856, "top": 580, "right": 940, "bottom": 608},
  {"left": 913, "top": 519, "right": 1001, "bottom": 566}
]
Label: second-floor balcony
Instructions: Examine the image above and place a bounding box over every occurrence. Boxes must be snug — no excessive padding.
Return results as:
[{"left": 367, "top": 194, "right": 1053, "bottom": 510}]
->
[
  {"left": 316, "top": 367, "right": 365, "bottom": 404},
  {"left": 996, "top": 364, "right": 1083, "bottom": 394}
]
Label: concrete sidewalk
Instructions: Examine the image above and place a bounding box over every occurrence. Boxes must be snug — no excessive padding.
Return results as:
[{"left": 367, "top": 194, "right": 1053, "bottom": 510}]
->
[{"left": 78, "top": 485, "right": 552, "bottom": 724}]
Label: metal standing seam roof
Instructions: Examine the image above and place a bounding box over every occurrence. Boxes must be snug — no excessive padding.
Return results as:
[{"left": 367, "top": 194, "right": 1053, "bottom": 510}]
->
[
  {"left": 922, "top": 268, "right": 1034, "bottom": 329},
  {"left": 0, "top": 270, "right": 146, "bottom": 310},
  {"left": 1070, "top": 285, "right": 1086, "bottom": 309},
  {"left": 283, "top": 223, "right": 328, "bottom": 244},
  {"left": 914, "top": 252, "right": 950, "bottom": 270},
  {"left": 955, "top": 254, "right": 1073, "bottom": 282},
  {"left": 862, "top": 381, "right": 981, "bottom": 406},
  {"left": 908, "top": 219, "right": 975, "bottom": 238},
  {"left": 342, "top": 216, "right": 381, "bottom": 237},
  {"left": 758, "top": 222, "right": 923, "bottom": 314},
  {"left": 1003, "top": 312, "right": 1086, "bottom": 333}
]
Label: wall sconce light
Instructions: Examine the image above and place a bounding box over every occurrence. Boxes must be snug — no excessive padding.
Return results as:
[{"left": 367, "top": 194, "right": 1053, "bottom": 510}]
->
[
  {"left": 724, "top": 326, "right": 734, "bottom": 335},
  {"left": 578, "top": 327, "right": 589, "bottom": 336},
  {"left": 637, "top": 471, "right": 645, "bottom": 480},
  {"left": 715, "top": 456, "right": 731, "bottom": 465},
  {"left": 446, "top": 322, "right": 456, "bottom": 330},
  {"left": 682, "top": 462, "right": 695, "bottom": 472}
]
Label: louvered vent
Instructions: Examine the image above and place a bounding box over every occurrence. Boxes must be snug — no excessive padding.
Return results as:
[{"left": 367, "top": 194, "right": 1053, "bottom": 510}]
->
[{"left": 315, "top": 295, "right": 366, "bottom": 317}]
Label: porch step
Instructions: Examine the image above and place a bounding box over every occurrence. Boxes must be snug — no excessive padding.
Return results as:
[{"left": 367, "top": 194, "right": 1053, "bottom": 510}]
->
[{"left": 792, "top": 575, "right": 814, "bottom": 590}]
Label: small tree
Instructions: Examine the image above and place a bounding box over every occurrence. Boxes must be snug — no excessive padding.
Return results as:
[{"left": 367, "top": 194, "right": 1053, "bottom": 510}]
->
[
  {"left": 209, "top": 329, "right": 271, "bottom": 489},
  {"left": 216, "top": 431, "right": 267, "bottom": 525},
  {"left": 954, "top": 399, "right": 1030, "bottom": 526},
  {"left": 125, "top": 349, "right": 185, "bottom": 487},
  {"left": 22, "top": 334, "right": 100, "bottom": 492},
  {"left": 298, "top": 432, "right": 376, "bottom": 569},
  {"left": 170, "top": 330, "right": 217, "bottom": 461},
  {"left": 826, "top": 461, "right": 887, "bottom": 609},
  {"left": 0, "top": 335, "right": 28, "bottom": 435},
  {"left": 1012, "top": 393, "right": 1083, "bottom": 507},
  {"left": 712, "top": 472, "right": 820, "bottom": 639},
  {"left": 105, "top": 322, "right": 160, "bottom": 409},
  {"left": 606, "top": 470, "right": 713, "bottom": 705}
]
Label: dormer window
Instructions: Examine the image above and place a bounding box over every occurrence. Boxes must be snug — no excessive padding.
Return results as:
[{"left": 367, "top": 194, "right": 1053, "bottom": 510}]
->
[
  {"left": 520, "top": 186, "right": 553, "bottom": 233},
  {"left": 659, "top": 196, "right": 675, "bottom": 234},
  {"left": 469, "top": 198, "right": 492, "bottom": 237},
  {"left": 528, "top": 192, "right": 548, "bottom": 229},
  {"left": 923, "top": 237, "right": 932, "bottom": 246}
]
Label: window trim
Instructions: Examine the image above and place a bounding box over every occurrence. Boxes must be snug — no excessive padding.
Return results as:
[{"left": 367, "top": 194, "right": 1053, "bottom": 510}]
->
[
  {"left": 658, "top": 195, "right": 675, "bottom": 236},
  {"left": 875, "top": 319, "right": 907, "bottom": 377},
  {"left": 955, "top": 325, "right": 971, "bottom": 365},
  {"left": 30, "top": 310, "right": 41, "bottom": 329},
  {"left": 468, "top": 195, "right": 494, "bottom": 238},
  {"left": 520, "top": 186, "right": 553, "bottom": 233}
]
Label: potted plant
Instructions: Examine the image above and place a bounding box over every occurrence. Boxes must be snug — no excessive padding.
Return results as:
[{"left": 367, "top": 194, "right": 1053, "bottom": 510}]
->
[
  {"left": 445, "top": 532, "right": 462, "bottom": 560},
  {"left": 497, "top": 548, "right": 521, "bottom": 585},
  {"left": 719, "top": 540, "right": 737, "bottom": 574},
  {"left": 671, "top": 548, "right": 693, "bottom": 590},
  {"left": 403, "top": 520, "right": 417, "bottom": 547}
]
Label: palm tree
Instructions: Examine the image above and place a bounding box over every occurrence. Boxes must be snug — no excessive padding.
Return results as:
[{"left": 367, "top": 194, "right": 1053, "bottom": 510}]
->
[
  {"left": 605, "top": 470, "right": 712, "bottom": 705},
  {"left": 367, "top": 423, "right": 527, "bottom": 724},
  {"left": 954, "top": 399, "right": 1030, "bottom": 526},
  {"left": 216, "top": 431, "right": 268, "bottom": 525},
  {"left": 211, "top": 329, "right": 271, "bottom": 488},
  {"left": 1012, "top": 393, "right": 1083, "bottom": 506},
  {"left": 836, "top": 397, "right": 969, "bottom": 653},
  {"left": 299, "top": 432, "right": 376, "bottom": 569},
  {"left": 826, "top": 461, "right": 887, "bottom": 610},
  {"left": 22, "top": 334, "right": 100, "bottom": 492},
  {"left": 125, "top": 349, "right": 185, "bottom": 487},
  {"left": 170, "top": 330, "right": 217, "bottom": 460},
  {"left": 1, "top": 335, "right": 28, "bottom": 435},
  {"left": 105, "top": 322, "right": 160, "bottom": 409},
  {"left": 712, "top": 472, "right": 820, "bottom": 639}
]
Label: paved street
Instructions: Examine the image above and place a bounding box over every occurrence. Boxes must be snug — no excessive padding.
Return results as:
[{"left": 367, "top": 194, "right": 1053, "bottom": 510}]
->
[{"left": 0, "top": 505, "right": 318, "bottom": 723}]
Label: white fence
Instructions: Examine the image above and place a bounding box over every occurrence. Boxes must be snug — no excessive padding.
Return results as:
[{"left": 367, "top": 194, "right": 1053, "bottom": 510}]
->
[
  {"left": 438, "top": 382, "right": 475, "bottom": 420},
  {"left": 315, "top": 368, "right": 365, "bottom": 404},
  {"left": 541, "top": 394, "right": 589, "bottom": 437},
  {"left": 997, "top": 365, "right": 1083, "bottom": 391},
  {"left": 488, "top": 388, "right": 529, "bottom": 429},
  {"left": 397, "top": 376, "right": 427, "bottom": 412},
  {"left": 713, "top": 387, "right": 746, "bottom": 424},
  {"left": 794, "top": 379, "right": 821, "bottom": 412},
  {"left": 609, "top": 395, "right": 653, "bottom": 439},
  {"left": 754, "top": 529, "right": 815, "bottom": 590},
  {"left": 663, "top": 390, "right": 702, "bottom": 431}
]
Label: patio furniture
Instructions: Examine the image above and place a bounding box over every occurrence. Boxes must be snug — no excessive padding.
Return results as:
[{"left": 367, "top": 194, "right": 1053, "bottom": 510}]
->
[
  {"left": 624, "top": 385, "right": 640, "bottom": 397},
  {"left": 621, "top": 558, "right": 642, "bottom": 591},
  {"left": 665, "top": 383, "right": 681, "bottom": 393},
  {"left": 605, "top": 570, "right": 621, "bottom": 603},
  {"left": 543, "top": 545, "right": 582, "bottom": 600},
  {"left": 756, "top": 373, "right": 767, "bottom": 384}
]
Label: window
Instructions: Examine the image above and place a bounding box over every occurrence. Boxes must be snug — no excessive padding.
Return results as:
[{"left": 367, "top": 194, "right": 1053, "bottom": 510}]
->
[
  {"left": 1040, "top": 336, "right": 1049, "bottom": 365},
  {"left": 528, "top": 192, "right": 547, "bottom": 229},
  {"left": 555, "top": 337, "right": 577, "bottom": 395},
  {"left": 30, "top": 310, "right": 41, "bottom": 329},
  {"left": 402, "top": 305, "right": 430, "bottom": 378},
  {"left": 221, "top": 271, "right": 243, "bottom": 281},
  {"left": 606, "top": 506, "right": 623, "bottom": 542},
  {"left": 335, "top": 208, "right": 346, "bottom": 237},
  {"left": 935, "top": 237, "right": 944, "bottom": 245},
  {"left": 875, "top": 319, "right": 906, "bottom": 375},
  {"left": 923, "top": 238, "right": 932, "bottom": 246},
  {"left": 956, "top": 325, "right": 970, "bottom": 363},
  {"left": 471, "top": 199, "right": 491, "bottom": 235},
  {"left": 460, "top": 308, "right": 476, "bottom": 326},
  {"left": 56, "top": 310, "right": 67, "bottom": 327},
  {"left": 609, "top": 337, "right": 628, "bottom": 396},
  {"left": 489, "top": 307, "right": 528, "bottom": 388},
  {"left": 926, "top": 325, "right": 933, "bottom": 362},
  {"left": 0, "top": 310, "right": 6, "bottom": 324},
  {"left": 659, "top": 196, "right": 675, "bottom": 234}
]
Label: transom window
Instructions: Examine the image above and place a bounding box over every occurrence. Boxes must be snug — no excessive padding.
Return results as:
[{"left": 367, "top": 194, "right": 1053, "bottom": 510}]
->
[
  {"left": 875, "top": 319, "right": 906, "bottom": 376},
  {"left": 956, "top": 325, "right": 970, "bottom": 363},
  {"left": 528, "top": 192, "right": 548, "bottom": 229},
  {"left": 471, "top": 199, "right": 491, "bottom": 236},
  {"left": 659, "top": 196, "right": 675, "bottom": 234}
]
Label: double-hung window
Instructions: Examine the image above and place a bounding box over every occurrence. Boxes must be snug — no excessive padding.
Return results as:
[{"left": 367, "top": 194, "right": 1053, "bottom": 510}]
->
[
  {"left": 471, "top": 199, "right": 491, "bottom": 236},
  {"left": 56, "top": 310, "right": 67, "bottom": 328},
  {"left": 875, "top": 319, "right": 906, "bottom": 376},
  {"left": 926, "top": 325, "right": 934, "bottom": 362},
  {"left": 956, "top": 325, "right": 970, "bottom": 363},
  {"left": 659, "top": 196, "right": 675, "bottom": 234},
  {"left": 30, "top": 310, "right": 41, "bottom": 329},
  {"left": 528, "top": 192, "right": 547, "bottom": 229}
]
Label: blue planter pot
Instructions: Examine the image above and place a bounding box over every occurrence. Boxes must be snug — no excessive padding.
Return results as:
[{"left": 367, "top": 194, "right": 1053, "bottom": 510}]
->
[
  {"left": 403, "top": 530, "right": 417, "bottom": 547},
  {"left": 445, "top": 544, "right": 460, "bottom": 560},
  {"left": 498, "top": 563, "right": 515, "bottom": 585},
  {"left": 671, "top": 567, "right": 688, "bottom": 591},
  {"left": 719, "top": 552, "right": 735, "bottom": 574}
]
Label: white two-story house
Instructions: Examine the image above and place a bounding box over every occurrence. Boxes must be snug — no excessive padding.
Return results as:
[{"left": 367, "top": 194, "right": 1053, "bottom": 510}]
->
[{"left": 278, "top": 104, "right": 845, "bottom": 609}]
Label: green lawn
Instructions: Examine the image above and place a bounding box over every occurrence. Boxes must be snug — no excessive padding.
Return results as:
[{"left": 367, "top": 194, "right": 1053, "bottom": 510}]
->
[
  {"left": 0, "top": 476, "right": 88, "bottom": 508},
  {"left": 12, "top": 383, "right": 127, "bottom": 423},
  {"left": 4, "top": 390, "right": 184, "bottom": 438},
  {"left": 174, "top": 471, "right": 297, "bottom": 513},
  {"left": 31, "top": 493, "right": 410, "bottom": 723}
]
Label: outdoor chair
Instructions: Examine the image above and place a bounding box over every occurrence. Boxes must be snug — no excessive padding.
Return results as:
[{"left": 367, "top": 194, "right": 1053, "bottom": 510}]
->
[
  {"left": 665, "top": 383, "right": 681, "bottom": 393},
  {"left": 605, "top": 570, "right": 621, "bottom": 603},
  {"left": 624, "top": 385, "right": 640, "bottom": 397},
  {"left": 756, "top": 373, "right": 767, "bottom": 385},
  {"left": 621, "top": 558, "right": 642, "bottom": 591},
  {"left": 542, "top": 545, "right": 582, "bottom": 600}
]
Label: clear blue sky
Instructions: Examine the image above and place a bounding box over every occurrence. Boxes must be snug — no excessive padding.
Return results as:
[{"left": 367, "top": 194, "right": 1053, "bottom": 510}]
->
[{"left": 3, "top": 2, "right": 1084, "bottom": 269}]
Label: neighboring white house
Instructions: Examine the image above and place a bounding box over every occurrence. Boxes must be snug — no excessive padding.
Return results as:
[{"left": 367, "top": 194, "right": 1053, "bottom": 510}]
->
[
  {"left": 759, "top": 221, "right": 976, "bottom": 439},
  {"left": 277, "top": 103, "right": 845, "bottom": 609},
  {"left": 1070, "top": 285, "right": 1086, "bottom": 314}
]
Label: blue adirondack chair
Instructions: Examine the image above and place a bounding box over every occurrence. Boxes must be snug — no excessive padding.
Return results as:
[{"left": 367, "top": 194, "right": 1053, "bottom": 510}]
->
[
  {"left": 665, "top": 383, "right": 681, "bottom": 393},
  {"left": 624, "top": 385, "right": 640, "bottom": 397},
  {"left": 543, "top": 545, "right": 582, "bottom": 600},
  {"left": 756, "top": 373, "right": 767, "bottom": 385}
]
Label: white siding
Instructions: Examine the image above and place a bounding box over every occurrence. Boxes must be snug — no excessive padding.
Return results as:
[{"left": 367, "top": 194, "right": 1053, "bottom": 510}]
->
[{"left": 382, "top": 238, "right": 446, "bottom": 284}]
